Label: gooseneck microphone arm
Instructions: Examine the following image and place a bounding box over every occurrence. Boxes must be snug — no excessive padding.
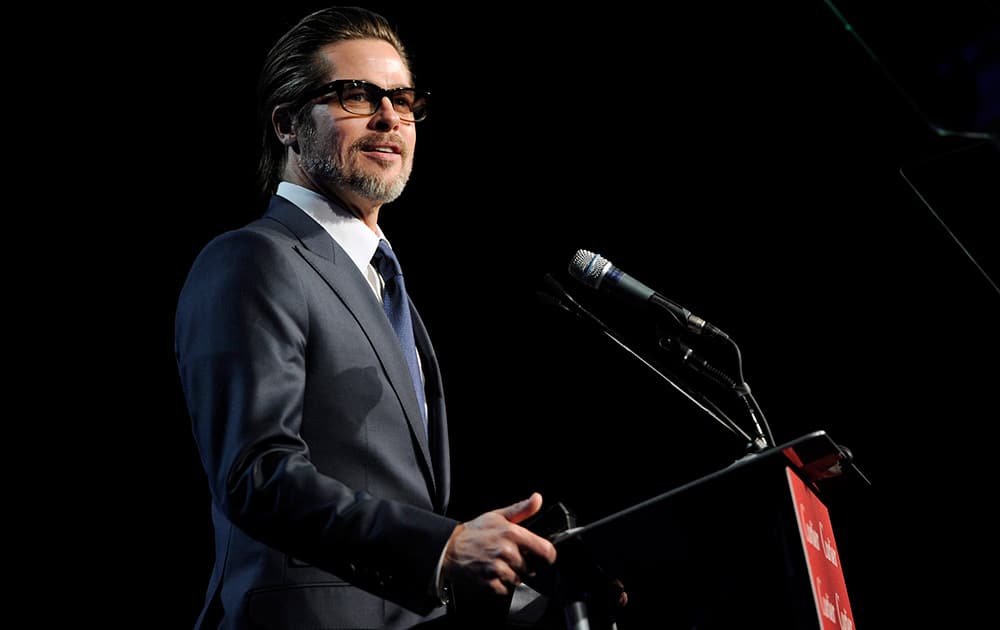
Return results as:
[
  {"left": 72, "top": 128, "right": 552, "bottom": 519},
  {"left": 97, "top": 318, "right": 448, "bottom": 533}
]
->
[
  {"left": 729, "top": 342, "right": 775, "bottom": 449},
  {"left": 538, "top": 274, "right": 754, "bottom": 446}
]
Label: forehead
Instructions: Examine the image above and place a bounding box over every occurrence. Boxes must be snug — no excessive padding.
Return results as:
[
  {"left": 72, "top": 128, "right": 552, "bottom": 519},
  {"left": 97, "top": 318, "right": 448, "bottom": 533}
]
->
[{"left": 318, "top": 39, "right": 411, "bottom": 86}]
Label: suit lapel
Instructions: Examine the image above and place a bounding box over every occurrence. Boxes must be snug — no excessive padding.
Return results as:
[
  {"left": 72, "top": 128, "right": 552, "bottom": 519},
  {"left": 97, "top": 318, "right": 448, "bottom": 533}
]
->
[{"left": 262, "top": 198, "right": 438, "bottom": 494}]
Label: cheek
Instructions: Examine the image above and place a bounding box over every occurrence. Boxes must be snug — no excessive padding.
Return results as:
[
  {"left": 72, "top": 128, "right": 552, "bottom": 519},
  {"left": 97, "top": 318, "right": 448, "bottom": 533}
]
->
[
  {"left": 317, "top": 128, "right": 351, "bottom": 161},
  {"left": 404, "top": 131, "right": 417, "bottom": 159},
  {"left": 307, "top": 114, "right": 347, "bottom": 149}
]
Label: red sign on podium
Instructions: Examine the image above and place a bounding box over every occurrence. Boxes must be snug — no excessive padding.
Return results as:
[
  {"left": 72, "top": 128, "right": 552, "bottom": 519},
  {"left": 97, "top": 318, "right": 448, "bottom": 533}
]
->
[{"left": 786, "top": 467, "right": 856, "bottom": 629}]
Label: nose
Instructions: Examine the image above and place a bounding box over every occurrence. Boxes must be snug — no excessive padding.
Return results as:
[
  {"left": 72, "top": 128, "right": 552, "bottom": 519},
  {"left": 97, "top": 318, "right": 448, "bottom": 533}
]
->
[{"left": 369, "top": 96, "right": 402, "bottom": 131}]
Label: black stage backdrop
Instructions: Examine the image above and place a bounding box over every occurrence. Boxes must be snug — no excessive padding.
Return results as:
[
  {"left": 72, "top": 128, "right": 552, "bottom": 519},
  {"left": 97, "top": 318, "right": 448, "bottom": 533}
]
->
[{"left": 82, "top": 2, "right": 998, "bottom": 627}]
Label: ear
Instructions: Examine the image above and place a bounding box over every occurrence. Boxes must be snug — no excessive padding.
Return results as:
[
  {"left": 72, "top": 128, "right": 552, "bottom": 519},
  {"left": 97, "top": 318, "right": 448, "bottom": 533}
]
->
[{"left": 271, "top": 104, "right": 298, "bottom": 148}]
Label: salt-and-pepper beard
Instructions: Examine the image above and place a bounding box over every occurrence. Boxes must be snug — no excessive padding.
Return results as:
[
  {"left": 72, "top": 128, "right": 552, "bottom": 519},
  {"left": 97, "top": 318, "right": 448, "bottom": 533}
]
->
[{"left": 297, "top": 123, "right": 412, "bottom": 204}]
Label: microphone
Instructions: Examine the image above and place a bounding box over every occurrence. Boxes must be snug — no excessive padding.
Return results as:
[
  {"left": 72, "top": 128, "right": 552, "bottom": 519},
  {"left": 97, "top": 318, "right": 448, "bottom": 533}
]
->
[{"left": 567, "top": 249, "right": 729, "bottom": 340}]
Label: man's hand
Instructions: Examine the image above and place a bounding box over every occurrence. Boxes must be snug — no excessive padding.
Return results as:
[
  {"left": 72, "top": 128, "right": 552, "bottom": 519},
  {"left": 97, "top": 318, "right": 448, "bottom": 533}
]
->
[{"left": 442, "top": 492, "right": 558, "bottom": 596}]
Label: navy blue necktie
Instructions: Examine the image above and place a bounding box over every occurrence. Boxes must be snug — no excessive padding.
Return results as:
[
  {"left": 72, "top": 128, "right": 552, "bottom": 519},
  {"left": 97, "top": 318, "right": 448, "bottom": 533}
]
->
[{"left": 372, "top": 240, "right": 427, "bottom": 432}]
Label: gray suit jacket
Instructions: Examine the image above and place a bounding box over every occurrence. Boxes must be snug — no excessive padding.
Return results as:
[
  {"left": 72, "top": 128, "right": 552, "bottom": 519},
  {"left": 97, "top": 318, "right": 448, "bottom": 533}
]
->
[{"left": 175, "top": 196, "right": 456, "bottom": 629}]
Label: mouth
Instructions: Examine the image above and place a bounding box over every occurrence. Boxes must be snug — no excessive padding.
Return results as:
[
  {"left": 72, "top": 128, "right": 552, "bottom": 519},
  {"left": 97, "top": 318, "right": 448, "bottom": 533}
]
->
[{"left": 359, "top": 140, "right": 402, "bottom": 159}]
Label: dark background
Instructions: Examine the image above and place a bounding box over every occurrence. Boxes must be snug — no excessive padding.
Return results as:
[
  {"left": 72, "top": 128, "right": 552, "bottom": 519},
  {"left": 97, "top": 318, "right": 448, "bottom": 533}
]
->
[{"left": 83, "top": 1, "right": 998, "bottom": 626}]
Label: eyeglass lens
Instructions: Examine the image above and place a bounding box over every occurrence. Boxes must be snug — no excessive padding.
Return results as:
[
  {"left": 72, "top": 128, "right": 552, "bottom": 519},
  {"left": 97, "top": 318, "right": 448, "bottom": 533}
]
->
[{"left": 339, "top": 82, "right": 426, "bottom": 121}]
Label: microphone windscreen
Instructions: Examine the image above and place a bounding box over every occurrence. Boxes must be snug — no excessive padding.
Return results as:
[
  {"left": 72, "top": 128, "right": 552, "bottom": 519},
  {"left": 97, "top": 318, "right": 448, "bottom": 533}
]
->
[{"left": 568, "top": 249, "right": 610, "bottom": 288}]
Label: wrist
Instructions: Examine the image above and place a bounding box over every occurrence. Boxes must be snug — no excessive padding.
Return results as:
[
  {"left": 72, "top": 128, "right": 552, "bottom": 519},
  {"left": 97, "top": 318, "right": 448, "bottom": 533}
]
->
[{"left": 434, "top": 524, "right": 463, "bottom": 605}]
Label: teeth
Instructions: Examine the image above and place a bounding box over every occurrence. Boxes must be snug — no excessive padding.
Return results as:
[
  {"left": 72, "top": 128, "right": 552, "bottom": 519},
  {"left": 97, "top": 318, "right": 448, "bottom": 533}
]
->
[{"left": 372, "top": 147, "right": 394, "bottom": 153}]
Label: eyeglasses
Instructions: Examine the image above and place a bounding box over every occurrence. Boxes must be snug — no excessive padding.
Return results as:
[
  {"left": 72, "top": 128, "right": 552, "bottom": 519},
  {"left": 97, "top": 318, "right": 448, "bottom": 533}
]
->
[{"left": 299, "top": 79, "right": 430, "bottom": 122}]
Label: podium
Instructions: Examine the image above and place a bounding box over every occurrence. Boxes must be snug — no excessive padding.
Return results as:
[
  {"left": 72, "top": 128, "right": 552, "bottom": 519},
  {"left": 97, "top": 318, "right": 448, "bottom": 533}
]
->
[{"left": 534, "top": 430, "right": 867, "bottom": 629}]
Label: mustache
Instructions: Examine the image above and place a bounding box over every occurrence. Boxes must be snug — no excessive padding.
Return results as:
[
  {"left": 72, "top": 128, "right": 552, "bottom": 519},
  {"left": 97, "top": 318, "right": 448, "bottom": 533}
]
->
[{"left": 352, "top": 133, "right": 407, "bottom": 154}]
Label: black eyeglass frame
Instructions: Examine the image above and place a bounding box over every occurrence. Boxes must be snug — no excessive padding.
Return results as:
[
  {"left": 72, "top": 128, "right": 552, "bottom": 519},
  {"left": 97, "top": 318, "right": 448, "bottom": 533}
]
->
[{"left": 297, "top": 79, "right": 430, "bottom": 122}]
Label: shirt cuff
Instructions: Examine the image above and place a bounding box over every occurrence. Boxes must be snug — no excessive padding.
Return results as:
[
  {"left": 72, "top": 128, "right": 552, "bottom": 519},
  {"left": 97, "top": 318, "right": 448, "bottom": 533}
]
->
[{"left": 433, "top": 542, "right": 451, "bottom": 605}]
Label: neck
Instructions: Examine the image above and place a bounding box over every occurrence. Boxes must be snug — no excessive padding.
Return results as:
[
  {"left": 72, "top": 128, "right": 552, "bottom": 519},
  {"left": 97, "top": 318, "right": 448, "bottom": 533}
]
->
[{"left": 283, "top": 170, "right": 382, "bottom": 232}]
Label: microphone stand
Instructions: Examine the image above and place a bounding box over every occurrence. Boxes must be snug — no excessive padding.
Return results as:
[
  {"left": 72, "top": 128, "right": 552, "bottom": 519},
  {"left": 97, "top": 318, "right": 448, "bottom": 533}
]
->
[
  {"left": 656, "top": 327, "right": 774, "bottom": 453},
  {"left": 538, "top": 275, "right": 754, "bottom": 447}
]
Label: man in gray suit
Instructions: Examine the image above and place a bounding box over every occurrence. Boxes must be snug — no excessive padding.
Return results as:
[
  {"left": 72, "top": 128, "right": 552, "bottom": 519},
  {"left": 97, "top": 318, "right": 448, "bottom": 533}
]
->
[{"left": 175, "top": 6, "right": 557, "bottom": 628}]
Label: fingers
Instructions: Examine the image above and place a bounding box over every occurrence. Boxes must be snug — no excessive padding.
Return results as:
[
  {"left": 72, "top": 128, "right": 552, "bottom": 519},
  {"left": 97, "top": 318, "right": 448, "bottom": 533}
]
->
[
  {"left": 499, "top": 491, "right": 543, "bottom": 524},
  {"left": 609, "top": 577, "right": 628, "bottom": 608},
  {"left": 508, "top": 526, "right": 557, "bottom": 567},
  {"left": 486, "top": 561, "right": 524, "bottom": 596},
  {"left": 441, "top": 532, "right": 525, "bottom": 596},
  {"left": 499, "top": 493, "right": 557, "bottom": 565},
  {"left": 464, "top": 526, "right": 547, "bottom": 582},
  {"left": 442, "top": 493, "right": 559, "bottom": 597}
]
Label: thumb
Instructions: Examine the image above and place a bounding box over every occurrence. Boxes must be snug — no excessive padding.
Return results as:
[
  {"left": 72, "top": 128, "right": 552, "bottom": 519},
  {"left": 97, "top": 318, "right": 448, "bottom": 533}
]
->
[{"left": 500, "top": 492, "right": 543, "bottom": 524}]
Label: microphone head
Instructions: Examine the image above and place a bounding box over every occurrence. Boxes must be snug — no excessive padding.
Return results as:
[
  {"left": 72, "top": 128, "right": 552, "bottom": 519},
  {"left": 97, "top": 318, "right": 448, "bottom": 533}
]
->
[{"left": 568, "top": 249, "right": 612, "bottom": 289}]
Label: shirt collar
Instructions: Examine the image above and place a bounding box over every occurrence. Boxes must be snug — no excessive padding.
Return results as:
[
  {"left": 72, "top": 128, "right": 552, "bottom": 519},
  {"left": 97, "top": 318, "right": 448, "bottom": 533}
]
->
[{"left": 276, "top": 181, "right": 386, "bottom": 275}]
